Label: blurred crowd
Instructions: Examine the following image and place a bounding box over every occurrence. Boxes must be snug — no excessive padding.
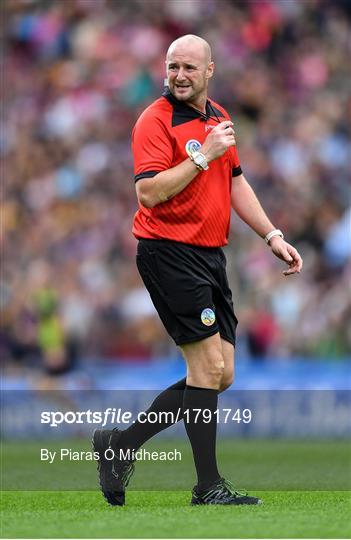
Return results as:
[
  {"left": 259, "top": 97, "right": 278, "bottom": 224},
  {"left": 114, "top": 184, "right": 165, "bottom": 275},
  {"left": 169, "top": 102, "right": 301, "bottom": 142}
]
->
[{"left": 2, "top": 0, "right": 350, "bottom": 375}]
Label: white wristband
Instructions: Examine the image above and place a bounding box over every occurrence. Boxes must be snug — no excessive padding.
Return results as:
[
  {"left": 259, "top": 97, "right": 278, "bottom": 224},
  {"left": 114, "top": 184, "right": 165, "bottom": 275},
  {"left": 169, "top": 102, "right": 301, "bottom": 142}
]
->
[{"left": 265, "top": 229, "right": 284, "bottom": 245}]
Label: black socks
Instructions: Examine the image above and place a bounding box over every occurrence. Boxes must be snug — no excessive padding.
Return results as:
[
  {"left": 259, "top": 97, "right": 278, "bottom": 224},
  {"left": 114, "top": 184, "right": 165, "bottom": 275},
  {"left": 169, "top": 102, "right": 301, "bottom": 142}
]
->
[
  {"left": 183, "top": 385, "right": 220, "bottom": 490},
  {"left": 118, "top": 377, "right": 186, "bottom": 451},
  {"left": 116, "top": 379, "right": 221, "bottom": 491}
]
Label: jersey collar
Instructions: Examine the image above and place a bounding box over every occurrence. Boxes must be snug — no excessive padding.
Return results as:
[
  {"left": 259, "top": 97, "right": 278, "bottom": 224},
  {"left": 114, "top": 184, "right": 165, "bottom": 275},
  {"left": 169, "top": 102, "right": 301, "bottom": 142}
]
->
[{"left": 162, "top": 87, "right": 223, "bottom": 127}]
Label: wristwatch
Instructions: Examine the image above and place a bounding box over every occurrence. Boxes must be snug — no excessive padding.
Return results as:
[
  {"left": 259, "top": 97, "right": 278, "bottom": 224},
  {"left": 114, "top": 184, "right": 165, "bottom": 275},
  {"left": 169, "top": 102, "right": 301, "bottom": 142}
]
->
[{"left": 190, "top": 151, "right": 209, "bottom": 171}]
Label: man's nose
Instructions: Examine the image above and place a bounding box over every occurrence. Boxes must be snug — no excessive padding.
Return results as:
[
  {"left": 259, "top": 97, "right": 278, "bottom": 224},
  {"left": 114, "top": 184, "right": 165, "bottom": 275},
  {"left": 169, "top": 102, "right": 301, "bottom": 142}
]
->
[{"left": 176, "top": 68, "right": 187, "bottom": 81}]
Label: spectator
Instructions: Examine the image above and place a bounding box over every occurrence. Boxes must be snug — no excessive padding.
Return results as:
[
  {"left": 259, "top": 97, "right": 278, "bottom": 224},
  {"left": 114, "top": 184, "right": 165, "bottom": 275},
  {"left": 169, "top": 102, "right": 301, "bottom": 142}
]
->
[{"left": 2, "top": 0, "right": 350, "bottom": 374}]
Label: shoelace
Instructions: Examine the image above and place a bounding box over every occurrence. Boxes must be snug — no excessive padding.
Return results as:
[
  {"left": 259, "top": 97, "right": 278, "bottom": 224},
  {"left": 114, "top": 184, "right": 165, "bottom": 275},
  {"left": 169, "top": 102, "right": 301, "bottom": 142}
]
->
[
  {"left": 110, "top": 429, "right": 135, "bottom": 487},
  {"left": 119, "top": 462, "right": 134, "bottom": 486},
  {"left": 222, "top": 478, "right": 248, "bottom": 497}
]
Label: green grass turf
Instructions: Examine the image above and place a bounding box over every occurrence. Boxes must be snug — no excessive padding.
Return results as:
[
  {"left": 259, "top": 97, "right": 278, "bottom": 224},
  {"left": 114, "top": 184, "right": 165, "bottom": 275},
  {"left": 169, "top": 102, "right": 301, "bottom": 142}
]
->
[
  {"left": 1, "top": 490, "right": 350, "bottom": 538},
  {"left": 2, "top": 439, "right": 351, "bottom": 491},
  {"left": 2, "top": 439, "right": 351, "bottom": 538}
]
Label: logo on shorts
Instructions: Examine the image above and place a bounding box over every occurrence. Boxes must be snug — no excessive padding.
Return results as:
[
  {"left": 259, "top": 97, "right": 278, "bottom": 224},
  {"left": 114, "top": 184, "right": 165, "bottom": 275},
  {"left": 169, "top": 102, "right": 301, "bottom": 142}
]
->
[
  {"left": 185, "top": 139, "right": 201, "bottom": 156},
  {"left": 201, "top": 308, "right": 216, "bottom": 326}
]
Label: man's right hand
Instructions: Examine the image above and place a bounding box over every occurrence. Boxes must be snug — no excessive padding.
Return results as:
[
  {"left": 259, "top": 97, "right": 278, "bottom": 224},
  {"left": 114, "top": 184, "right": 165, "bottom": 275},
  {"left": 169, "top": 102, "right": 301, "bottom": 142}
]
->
[{"left": 201, "top": 121, "right": 236, "bottom": 162}]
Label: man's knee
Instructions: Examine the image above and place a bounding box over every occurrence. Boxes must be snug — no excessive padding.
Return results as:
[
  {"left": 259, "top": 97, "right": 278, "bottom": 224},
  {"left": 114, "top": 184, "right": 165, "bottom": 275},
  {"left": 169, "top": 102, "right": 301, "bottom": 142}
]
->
[
  {"left": 207, "top": 356, "right": 225, "bottom": 387},
  {"left": 187, "top": 353, "right": 225, "bottom": 390}
]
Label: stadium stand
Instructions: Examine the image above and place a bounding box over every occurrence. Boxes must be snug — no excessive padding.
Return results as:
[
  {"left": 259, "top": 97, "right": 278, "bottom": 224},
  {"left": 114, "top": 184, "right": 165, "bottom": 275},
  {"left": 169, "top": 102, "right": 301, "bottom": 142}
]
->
[{"left": 2, "top": 0, "right": 350, "bottom": 381}]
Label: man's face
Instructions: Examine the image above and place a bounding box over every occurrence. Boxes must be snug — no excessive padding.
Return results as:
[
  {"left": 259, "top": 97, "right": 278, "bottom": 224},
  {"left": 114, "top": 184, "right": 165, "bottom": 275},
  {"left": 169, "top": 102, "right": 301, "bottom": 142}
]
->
[{"left": 166, "top": 43, "right": 214, "bottom": 105}]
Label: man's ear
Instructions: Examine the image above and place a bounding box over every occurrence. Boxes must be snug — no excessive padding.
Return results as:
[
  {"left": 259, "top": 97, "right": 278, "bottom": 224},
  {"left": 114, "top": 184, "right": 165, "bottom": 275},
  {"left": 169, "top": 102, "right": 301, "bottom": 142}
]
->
[{"left": 206, "top": 62, "right": 215, "bottom": 80}]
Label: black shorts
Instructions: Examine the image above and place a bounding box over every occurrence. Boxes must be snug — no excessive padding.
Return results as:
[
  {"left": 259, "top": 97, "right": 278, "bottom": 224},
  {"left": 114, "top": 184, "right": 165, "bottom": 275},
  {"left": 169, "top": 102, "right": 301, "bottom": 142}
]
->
[{"left": 136, "top": 239, "right": 238, "bottom": 347}]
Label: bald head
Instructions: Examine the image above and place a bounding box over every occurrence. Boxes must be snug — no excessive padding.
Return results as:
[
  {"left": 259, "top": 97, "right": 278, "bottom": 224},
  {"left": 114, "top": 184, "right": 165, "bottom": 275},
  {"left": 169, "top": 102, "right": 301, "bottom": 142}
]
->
[
  {"left": 166, "top": 35, "right": 212, "bottom": 64},
  {"left": 165, "top": 34, "right": 214, "bottom": 109}
]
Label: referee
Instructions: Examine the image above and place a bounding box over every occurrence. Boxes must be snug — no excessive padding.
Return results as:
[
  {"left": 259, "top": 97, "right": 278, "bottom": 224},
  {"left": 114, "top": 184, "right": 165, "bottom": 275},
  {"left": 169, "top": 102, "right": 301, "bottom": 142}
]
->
[{"left": 93, "top": 34, "right": 303, "bottom": 506}]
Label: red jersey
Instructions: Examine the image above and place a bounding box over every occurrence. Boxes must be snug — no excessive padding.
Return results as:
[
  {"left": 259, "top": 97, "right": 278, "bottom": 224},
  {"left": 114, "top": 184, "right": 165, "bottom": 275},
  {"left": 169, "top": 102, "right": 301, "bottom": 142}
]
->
[{"left": 132, "top": 89, "right": 242, "bottom": 247}]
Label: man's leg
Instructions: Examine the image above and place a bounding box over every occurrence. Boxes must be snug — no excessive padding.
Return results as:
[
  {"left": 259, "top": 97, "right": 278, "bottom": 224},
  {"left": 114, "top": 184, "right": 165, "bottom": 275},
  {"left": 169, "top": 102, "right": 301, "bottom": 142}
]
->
[
  {"left": 115, "top": 338, "right": 234, "bottom": 453},
  {"left": 182, "top": 334, "right": 261, "bottom": 505},
  {"left": 92, "top": 337, "right": 231, "bottom": 503},
  {"left": 92, "top": 377, "right": 187, "bottom": 506},
  {"left": 93, "top": 332, "right": 261, "bottom": 505},
  {"left": 181, "top": 333, "right": 224, "bottom": 490}
]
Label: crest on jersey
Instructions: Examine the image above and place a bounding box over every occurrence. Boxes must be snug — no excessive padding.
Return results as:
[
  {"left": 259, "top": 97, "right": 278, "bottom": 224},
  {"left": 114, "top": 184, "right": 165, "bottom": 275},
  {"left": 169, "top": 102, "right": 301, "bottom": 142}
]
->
[
  {"left": 185, "top": 139, "right": 201, "bottom": 156},
  {"left": 201, "top": 308, "right": 216, "bottom": 326}
]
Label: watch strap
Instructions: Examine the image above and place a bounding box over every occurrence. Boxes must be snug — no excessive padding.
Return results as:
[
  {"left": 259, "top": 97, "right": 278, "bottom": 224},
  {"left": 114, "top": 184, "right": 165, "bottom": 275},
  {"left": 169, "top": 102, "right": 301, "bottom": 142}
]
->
[{"left": 265, "top": 229, "right": 284, "bottom": 244}]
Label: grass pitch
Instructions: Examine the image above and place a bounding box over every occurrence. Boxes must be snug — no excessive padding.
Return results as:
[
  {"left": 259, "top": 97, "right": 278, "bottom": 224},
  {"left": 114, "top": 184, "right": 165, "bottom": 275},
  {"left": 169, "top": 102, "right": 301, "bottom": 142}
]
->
[
  {"left": 2, "top": 438, "right": 350, "bottom": 491},
  {"left": 1, "top": 439, "right": 351, "bottom": 538},
  {"left": 1, "top": 490, "right": 350, "bottom": 538}
]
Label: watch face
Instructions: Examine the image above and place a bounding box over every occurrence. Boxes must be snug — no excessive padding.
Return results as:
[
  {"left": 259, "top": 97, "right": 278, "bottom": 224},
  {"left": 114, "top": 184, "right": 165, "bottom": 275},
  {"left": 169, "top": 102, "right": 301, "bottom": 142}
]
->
[{"left": 194, "top": 154, "right": 208, "bottom": 170}]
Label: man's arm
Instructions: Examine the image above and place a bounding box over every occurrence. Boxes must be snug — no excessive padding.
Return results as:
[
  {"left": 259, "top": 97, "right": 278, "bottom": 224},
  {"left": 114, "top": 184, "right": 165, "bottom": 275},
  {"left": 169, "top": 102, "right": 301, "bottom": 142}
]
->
[
  {"left": 231, "top": 174, "right": 303, "bottom": 275},
  {"left": 136, "top": 121, "right": 236, "bottom": 208},
  {"left": 136, "top": 158, "right": 199, "bottom": 208}
]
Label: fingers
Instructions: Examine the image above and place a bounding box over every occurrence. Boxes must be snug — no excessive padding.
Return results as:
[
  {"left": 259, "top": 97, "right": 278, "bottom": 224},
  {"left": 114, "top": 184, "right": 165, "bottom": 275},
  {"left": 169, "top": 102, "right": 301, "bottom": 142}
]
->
[
  {"left": 211, "top": 122, "right": 236, "bottom": 148},
  {"left": 217, "top": 121, "right": 234, "bottom": 132},
  {"left": 222, "top": 122, "right": 236, "bottom": 141},
  {"left": 224, "top": 124, "right": 235, "bottom": 134},
  {"left": 271, "top": 239, "right": 303, "bottom": 276},
  {"left": 283, "top": 264, "right": 300, "bottom": 276},
  {"left": 282, "top": 245, "right": 303, "bottom": 276},
  {"left": 207, "top": 121, "right": 236, "bottom": 156},
  {"left": 212, "top": 121, "right": 235, "bottom": 137}
]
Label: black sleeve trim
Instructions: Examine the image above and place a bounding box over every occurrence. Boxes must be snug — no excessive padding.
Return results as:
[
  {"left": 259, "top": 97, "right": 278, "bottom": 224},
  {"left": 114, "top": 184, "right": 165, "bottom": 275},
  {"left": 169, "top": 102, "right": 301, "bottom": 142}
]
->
[
  {"left": 232, "top": 166, "right": 243, "bottom": 177},
  {"left": 134, "top": 171, "right": 161, "bottom": 183}
]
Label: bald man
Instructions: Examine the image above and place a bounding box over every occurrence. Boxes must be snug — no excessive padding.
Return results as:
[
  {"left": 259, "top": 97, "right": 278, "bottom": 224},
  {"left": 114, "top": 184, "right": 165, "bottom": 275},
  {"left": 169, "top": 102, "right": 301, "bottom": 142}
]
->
[
  {"left": 93, "top": 34, "right": 302, "bottom": 507},
  {"left": 166, "top": 35, "right": 212, "bottom": 106}
]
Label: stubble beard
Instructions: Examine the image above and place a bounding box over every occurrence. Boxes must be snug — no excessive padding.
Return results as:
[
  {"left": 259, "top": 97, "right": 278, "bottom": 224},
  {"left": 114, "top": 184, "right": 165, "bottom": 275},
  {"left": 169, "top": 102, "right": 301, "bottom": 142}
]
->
[
  {"left": 171, "top": 84, "right": 205, "bottom": 107},
  {"left": 172, "top": 85, "right": 194, "bottom": 101}
]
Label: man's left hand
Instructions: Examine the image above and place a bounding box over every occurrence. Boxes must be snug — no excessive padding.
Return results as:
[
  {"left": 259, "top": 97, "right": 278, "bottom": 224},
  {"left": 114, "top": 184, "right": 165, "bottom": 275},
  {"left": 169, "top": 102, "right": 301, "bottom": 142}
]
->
[{"left": 269, "top": 237, "right": 303, "bottom": 276}]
